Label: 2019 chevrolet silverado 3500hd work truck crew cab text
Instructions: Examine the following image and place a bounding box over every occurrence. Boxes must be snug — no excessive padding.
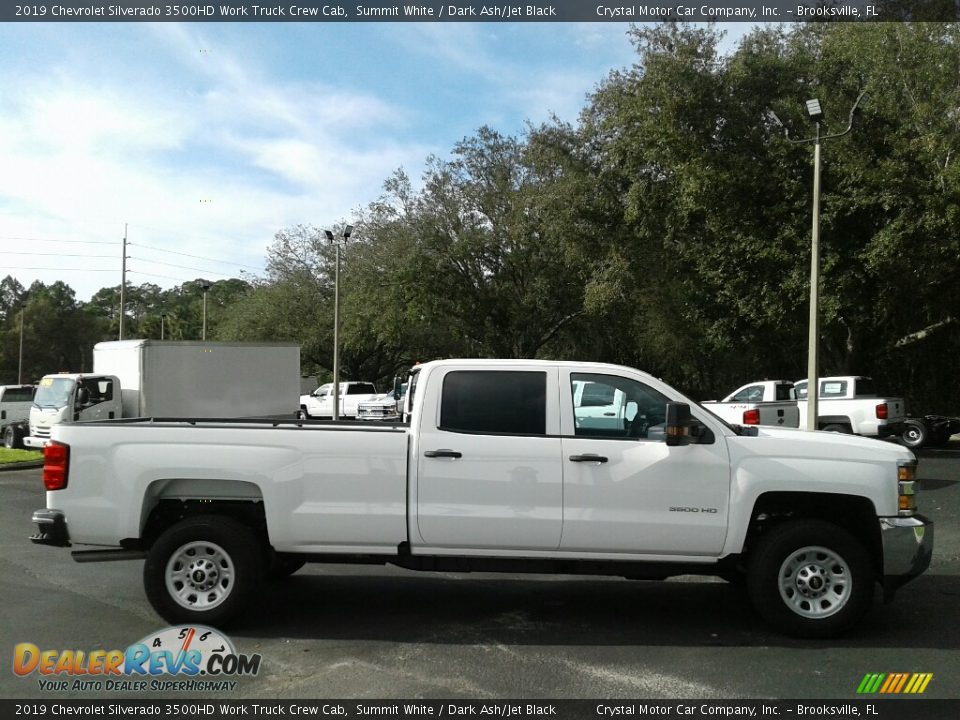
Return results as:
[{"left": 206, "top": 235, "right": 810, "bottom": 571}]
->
[{"left": 30, "top": 359, "right": 932, "bottom": 638}]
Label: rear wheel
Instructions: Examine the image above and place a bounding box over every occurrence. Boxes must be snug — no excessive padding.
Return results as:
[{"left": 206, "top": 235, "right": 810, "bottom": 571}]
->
[
  {"left": 747, "top": 520, "right": 873, "bottom": 638},
  {"left": 2, "top": 426, "right": 15, "bottom": 449},
  {"left": 144, "top": 516, "right": 264, "bottom": 627},
  {"left": 821, "top": 423, "right": 851, "bottom": 434},
  {"left": 900, "top": 420, "right": 928, "bottom": 449}
]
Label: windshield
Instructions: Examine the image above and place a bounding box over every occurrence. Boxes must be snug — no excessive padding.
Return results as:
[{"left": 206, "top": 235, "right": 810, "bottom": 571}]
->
[{"left": 34, "top": 378, "right": 75, "bottom": 409}]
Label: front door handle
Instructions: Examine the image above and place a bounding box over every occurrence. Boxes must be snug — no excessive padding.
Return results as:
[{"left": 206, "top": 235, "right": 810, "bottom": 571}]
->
[
  {"left": 424, "top": 449, "right": 462, "bottom": 459},
  {"left": 569, "top": 454, "right": 608, "bottom": 463}
]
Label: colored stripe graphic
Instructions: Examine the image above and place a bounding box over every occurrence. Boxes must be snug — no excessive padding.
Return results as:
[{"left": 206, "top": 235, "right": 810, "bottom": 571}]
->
[{"left": 857, "top": 673, "right": 932, "bottom": 694}]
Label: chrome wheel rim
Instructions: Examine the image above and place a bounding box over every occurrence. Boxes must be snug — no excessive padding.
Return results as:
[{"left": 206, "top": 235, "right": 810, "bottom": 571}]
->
[
  {"left": 778, "top": 545, "right": 850, "bottom": 619},
  {"left": 165, "top": 540, "right": 234, "bottom": 611}
]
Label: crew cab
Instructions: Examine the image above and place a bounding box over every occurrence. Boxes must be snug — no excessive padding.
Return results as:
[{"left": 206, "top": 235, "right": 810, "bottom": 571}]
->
[
  {"left": 701, "top": 380, "right": 799, "bottom": 428},
  {"left": 31, "top": 360, "right": 932, "bottom": 638},
  {"left": 795, "top": 376, "right": 906, "bottom": 438}
]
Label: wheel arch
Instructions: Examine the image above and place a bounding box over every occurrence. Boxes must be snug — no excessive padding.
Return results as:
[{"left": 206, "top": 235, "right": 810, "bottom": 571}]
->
[
  {"left": 740, "top": 491, "right": 882, "bottom": 577},
  {"left": 139, "top": 478, "right": 267, "bottom": 550}
]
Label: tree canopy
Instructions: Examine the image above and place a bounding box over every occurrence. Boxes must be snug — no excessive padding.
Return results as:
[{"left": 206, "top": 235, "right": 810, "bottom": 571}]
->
[{"left": 3, "top": 23, "right": 958, "bottom": 413}]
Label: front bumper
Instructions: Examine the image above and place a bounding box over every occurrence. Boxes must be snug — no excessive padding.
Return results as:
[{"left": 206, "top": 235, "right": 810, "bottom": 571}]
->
[
  {"left": 30, "top": 509, "right": 71, "bottom": 547},
  {"left": 23, "top": 435, "right": 49, "bottom": 449},
  {"left": 879, "top": 514, "right": 932, "bottom": 599}
]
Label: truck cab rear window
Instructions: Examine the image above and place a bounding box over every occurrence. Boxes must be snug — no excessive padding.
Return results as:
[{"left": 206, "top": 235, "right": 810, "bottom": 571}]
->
[{"left": 440, "top": 371, "right": 546, "bottom": 435}]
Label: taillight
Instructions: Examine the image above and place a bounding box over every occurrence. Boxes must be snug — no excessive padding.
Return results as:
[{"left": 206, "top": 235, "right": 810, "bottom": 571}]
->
[
  {"left": 876, "top": 403, "right": 888, "bottom": 419},
  {"left": 743, "top": 408, "right": 761, "bottom": 425},
  {"left": 43, "top": 442, "right": 69, "bottom": 491}
]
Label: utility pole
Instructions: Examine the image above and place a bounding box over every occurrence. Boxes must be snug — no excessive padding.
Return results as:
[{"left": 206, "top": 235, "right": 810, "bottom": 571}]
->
[
  {"left": 18, "top": 301, "right": 25, "bottom": 384},
  {"left": 119, "top": 223, "right": 128, "bottom": 341},
  {"left": 767, "top": 91, "right": 865, "bottom": 430}
]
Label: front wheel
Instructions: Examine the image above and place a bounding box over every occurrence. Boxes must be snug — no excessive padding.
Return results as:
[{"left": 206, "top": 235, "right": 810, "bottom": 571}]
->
[
  {"left": 143, "top": 516, "right": 264, "bottom": 627},
  {"left": 747, "top": 520, "right": 874, "bottom": 638},
  {"left": 2, "top": 425, "right": 15, "bottom": 449}
]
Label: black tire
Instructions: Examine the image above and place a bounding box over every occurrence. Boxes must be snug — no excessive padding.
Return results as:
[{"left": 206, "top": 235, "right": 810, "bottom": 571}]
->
[
  {"left": 900, "top": 421, "right": 928, "bottom": 449},
  {"left": 296, "top": 408, "right": 310, "bottom": 421},
  {"left": 821, "top": 423, "right": 851, "bottom": 434},
  {"left": 747, "top": 520, "right": 874, "bottom": 638},
  {"left": 266, "top": 554, "right": 306, "bottom": 580},
  {"left": 2, "top": 426, "right": 14, "bottom": 449},
  {"left": 143, "top": 515, "right": 264, "bottom": 627}
]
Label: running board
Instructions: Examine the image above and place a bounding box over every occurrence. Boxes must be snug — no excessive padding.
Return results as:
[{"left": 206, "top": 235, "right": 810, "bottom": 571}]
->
[{"left": 71, "top": 549, "right": 147, "bottom": 563}]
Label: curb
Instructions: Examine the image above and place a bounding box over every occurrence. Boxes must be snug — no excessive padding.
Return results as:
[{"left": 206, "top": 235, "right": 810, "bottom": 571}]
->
[{"left": 0, "top": 460, "right": 43, "bottom": 472}]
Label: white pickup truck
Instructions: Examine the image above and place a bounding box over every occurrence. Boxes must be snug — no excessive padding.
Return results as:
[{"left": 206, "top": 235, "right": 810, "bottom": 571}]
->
[
  {"left": 297, "top": 381, "right": 378, "bottom": 419},
  {"left": 795, "top": 376, "right": 907, "bottom": 438},
  {"left": 1, "top": 384, "right": 36, "bottom": 448},
  {"left": 31, "top": 359, "right": 932, "bottom": 638},
  {"left": 701, "top": 380, "right": 800, "bottom": 428}
]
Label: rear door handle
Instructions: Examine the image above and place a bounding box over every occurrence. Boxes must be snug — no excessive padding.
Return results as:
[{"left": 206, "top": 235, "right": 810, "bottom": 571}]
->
[
  {"left": 424, "top": 449, "right": 462, "bottom": 459},
  {"left": 569, "top": 454, "right": 608, "bottom": 463}
]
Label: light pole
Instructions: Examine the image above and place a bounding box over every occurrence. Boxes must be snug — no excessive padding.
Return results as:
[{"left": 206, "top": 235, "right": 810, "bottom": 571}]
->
[
  {"left": 17, "top": 301, "right": 25, "bottom": 384},
  {"left": 326, "top": 225, "right": 353, "bottom": 421},
  {"left": 161, "top": 313, "right": 167, "bottom": 340},
  {"left": 200, "top": 281, "right": 211, "bottom": 340},
  {"left": 768, "top": 91, "right": 865, "bottom": 431}
]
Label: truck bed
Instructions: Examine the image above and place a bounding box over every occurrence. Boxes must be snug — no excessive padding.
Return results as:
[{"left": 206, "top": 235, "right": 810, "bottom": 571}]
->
[{"left": 50, "top": 418, "right": 411, "bottom": 552}]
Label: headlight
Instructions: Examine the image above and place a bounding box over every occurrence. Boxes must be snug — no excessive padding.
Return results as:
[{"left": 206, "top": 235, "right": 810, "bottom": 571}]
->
[{"left": 897, "top": 460, "right": 918, "bottom": 516}]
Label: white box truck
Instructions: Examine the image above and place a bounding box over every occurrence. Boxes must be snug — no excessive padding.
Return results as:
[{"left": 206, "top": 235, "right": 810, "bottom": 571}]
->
[{"left": 24, "top": 340, "right": 299, "bottom": 448}]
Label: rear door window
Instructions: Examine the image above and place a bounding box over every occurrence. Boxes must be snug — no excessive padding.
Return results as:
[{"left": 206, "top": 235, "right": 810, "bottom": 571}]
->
[{"left": 440, "top": 371, "right": 546, "bottom": 436}]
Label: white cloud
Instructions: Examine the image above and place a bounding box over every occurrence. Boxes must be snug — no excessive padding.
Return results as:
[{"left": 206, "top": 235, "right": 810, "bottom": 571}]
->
[{"left": 0, "top": 27, "right": 433, "bottom": 301}]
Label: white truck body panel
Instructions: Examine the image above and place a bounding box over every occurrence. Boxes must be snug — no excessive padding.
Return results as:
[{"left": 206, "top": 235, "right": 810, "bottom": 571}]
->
[{"left": 49, "top": 360, "right": 909, "bottom": 555}]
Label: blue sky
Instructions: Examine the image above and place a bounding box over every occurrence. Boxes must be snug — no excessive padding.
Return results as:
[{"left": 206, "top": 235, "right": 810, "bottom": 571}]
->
[{"left": 0, "top": 22, "right": 753, "bottom": 301}]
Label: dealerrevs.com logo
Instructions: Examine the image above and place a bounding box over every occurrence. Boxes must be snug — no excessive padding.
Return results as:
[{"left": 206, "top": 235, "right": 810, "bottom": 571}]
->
[{"left": 13, "top": 625, "right": 261, "bottom": 692}]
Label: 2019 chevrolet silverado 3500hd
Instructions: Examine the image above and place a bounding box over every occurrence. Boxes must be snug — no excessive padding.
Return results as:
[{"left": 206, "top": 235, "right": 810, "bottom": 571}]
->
[{"left": 30, "top": 359, "right": 932, "bottom": 638}]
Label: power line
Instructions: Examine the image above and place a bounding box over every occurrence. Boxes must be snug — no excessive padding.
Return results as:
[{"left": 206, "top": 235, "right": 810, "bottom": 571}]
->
[
  {"left": 0, "top": 236, "right": 121, "bottom": 245},
  {"left": 129, "top": 256, "right": 235, "bottom": 277},
  {"left": 131, "top": 242, "right": 265, "bottom": 272},
  {"left": 127, "top": 269, "right": 197, "bottom": 283},
  {"left": 1, "top": 266, "right": 117, "bottom": 271},
  {"left": 0, "top": 251, "right": 118, "bottom": 258}
]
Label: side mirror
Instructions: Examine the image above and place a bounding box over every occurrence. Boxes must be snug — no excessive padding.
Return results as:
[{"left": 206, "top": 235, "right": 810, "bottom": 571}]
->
[
  {"left": 77, "top": 387, "right": 90, "bottom": 406},
  {"left": 392, "top": 375, "right": 402, "bottom": 400},
  {"left": 665, "top": 402, "right": 693, "bottom": 447}
]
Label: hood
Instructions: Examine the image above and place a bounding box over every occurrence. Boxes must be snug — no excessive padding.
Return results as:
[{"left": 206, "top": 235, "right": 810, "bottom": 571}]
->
[{"left": 736, "top": 425, "right": 915, "bottom": 464}]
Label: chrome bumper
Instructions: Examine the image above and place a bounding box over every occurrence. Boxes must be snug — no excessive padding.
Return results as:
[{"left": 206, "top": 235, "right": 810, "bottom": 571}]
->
[{"left": 879, "top": 514, "right": 933, "bottom": 600}]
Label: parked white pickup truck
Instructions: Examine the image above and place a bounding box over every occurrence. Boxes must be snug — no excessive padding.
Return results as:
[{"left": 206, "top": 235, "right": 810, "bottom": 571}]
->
[
  {"left": 795, "top": 376, "right": 906, "bottom": 438},
  {"left": 297, "top": 381, "right": 378, "bottom": 419},
  {"left": 1, "top": 384, "right": 36, "bottom": 448},
  {"left": 701, "top": 380, "right": 800, "bottom": 428},
  {"left": 32, "top": 359, "right": 932, "bottom": 638}
]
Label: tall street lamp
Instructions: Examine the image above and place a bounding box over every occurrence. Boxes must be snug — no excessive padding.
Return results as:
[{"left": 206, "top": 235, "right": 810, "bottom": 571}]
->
[
  {"left": 325, "top": 225, "right": 353, "bottom": 421},
  {"left": 161, "top": 313, "right": 167, "bottom": 341},
  {"left": 200, "top": 281, "right": 211, "bottom": 340},
  {"left": 768, "top": 91, "right": 865, "bottom": 431},
  {"left": 18, "top": 301, "right": 26, "bottom": 384}
]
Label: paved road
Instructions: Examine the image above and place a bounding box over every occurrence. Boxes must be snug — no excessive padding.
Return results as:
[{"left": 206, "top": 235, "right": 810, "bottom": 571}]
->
[{"left": 1, "top": 450, "right": 958, "bottom": 700}]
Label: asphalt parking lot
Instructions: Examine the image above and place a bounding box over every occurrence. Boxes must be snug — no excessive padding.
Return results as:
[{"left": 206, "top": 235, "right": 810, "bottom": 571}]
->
[{"left": 1, "top": 446, "right": 958, "bottom": 701}]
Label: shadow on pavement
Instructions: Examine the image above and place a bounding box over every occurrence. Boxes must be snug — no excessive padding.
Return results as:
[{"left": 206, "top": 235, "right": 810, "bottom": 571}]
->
[{"left": 236, "top": 569, "right": 960, "bottom": 651}]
